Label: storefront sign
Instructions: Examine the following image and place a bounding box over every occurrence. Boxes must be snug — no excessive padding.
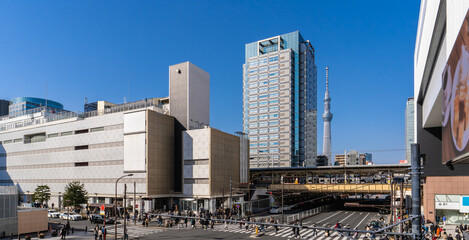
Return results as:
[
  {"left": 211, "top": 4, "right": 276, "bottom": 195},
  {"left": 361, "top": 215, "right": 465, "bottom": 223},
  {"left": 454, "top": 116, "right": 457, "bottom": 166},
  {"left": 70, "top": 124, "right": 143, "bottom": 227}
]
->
[
  {"left": 442, "top": 9, "right": 469, "bottom": 163},
  {"left": 460, "top": 196, "right": 469, "bottom": 213},
  {"left": 435, "top": 201, "right": 460, "bottom": 210}
]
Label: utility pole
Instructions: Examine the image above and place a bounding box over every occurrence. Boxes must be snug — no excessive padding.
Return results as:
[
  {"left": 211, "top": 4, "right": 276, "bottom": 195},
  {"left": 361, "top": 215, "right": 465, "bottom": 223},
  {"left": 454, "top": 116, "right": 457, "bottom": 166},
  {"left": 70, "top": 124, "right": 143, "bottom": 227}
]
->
[
  {"left": 133, "top": 182, "right": 136, "bottom": 225},
  {"left": 230, "top": 178, "right": 233, "bottom": 210},
  {"left": 222, "top": 182, "right": 225, "bottom": 209},
  {"left": 400, "top": 181, "right": 404, "bottom": 237},
  {"left": 411, "top": 144, "right": 422, "bottom": 239},
  {"left": 124, "top": 184, "right": 127, "bottom": 239},
  {"left": 281, "top": 175, "right": 284, "bottom": 224}
]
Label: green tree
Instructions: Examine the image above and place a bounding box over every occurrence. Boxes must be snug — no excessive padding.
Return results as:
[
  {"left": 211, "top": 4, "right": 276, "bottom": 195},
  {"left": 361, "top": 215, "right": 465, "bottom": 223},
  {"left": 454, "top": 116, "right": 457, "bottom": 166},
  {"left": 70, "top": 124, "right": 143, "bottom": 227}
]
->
[
  {"left": 32, "top": 185, "right": 51, "bottom": 207},
  {"left": 63, "top": 181, "right": 88, "bottom": 209}
]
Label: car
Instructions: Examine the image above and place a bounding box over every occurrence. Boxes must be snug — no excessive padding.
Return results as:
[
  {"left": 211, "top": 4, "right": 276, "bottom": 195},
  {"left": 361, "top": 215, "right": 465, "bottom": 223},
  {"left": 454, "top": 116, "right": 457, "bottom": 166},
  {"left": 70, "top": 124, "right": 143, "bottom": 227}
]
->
[
  {"left": 89, "top": 214, "right": 114, "bottom": 224},
  {"left": 369, "top": 220, "right": 384, "bottom": 230},
  {"left": 60, "top": 212, "right": 82, "bottom": 221},
  {"left": 270, "top": 207, "right": 282, "bottom": 214},
  {"left": 48, "top": 210, "right": 60, "bottom": 218}
]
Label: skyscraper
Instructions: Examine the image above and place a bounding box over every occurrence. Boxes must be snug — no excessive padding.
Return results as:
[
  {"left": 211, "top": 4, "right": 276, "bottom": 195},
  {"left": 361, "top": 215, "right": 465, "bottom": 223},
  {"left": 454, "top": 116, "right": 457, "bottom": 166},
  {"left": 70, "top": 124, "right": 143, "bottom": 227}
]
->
[
  {"left": 405, "top": 97, "right": 414, "bottom": 161},
  {"left": 243, "top": 31, "right": 317, "bottom": 168},
  {"left": 322, "top": 67, "right": 333, "bottom": 165}
]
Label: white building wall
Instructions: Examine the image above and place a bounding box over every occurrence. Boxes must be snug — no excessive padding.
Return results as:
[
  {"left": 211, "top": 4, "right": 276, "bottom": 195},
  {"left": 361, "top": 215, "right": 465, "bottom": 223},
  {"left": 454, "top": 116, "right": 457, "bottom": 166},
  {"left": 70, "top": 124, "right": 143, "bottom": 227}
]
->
[
  {"left": 0, "top": 111, "right": 147, "bottom": 203},
  {"left": 182, "top": 129, "right": 210, "bottom": 197}
]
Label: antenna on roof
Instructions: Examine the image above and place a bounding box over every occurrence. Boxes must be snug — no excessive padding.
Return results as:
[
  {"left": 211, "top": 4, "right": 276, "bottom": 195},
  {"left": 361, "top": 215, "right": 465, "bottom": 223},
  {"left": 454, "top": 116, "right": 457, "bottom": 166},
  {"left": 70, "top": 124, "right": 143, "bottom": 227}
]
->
[
  {"left": 45, "top": 79, "right": 48, "bottom": 108},
  {"left": 85, "top": 97, "right": 88, "bottom": 105},
  {"left": 123, "top": 97, "right": 127, "bottom": 104}
]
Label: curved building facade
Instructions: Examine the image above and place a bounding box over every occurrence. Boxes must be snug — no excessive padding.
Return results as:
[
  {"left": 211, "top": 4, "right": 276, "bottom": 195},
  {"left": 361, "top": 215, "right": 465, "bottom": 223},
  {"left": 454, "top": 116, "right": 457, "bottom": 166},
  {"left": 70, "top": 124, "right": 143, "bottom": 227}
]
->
[{"left": 9, "top": 97, "right": 63, "bottom": 117}]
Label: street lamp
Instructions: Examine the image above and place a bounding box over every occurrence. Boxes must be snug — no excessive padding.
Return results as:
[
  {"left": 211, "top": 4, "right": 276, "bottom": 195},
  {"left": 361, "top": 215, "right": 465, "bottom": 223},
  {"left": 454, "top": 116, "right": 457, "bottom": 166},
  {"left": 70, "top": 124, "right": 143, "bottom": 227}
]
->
[{"left": 115, "top": 173, "right": 133, "bottom": 240}]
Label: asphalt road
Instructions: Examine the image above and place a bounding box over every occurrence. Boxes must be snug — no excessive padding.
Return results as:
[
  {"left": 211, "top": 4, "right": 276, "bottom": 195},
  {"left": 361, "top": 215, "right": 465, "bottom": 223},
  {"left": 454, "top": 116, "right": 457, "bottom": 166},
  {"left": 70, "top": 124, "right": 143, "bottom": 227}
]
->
[{"left": 300, "top": 209, "right": 383, "bottom": 230}]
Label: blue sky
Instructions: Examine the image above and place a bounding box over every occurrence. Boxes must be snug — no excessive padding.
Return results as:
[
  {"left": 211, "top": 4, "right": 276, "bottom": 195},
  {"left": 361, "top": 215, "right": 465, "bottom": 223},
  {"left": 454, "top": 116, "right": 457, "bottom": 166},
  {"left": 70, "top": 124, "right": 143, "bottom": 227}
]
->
[{"left": 0, "top": 1, "right": 420, "bottom": 164}]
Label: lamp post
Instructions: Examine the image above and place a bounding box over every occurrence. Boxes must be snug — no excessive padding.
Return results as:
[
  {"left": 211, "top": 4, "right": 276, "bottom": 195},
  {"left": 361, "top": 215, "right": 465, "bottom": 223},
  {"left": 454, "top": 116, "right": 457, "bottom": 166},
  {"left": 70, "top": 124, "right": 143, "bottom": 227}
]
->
[
  {"left": 115, "top": 174, "right": 133, "bottom": 240},
  {"left": 281, "top": 175, "right": 284, "bottom": 224}
]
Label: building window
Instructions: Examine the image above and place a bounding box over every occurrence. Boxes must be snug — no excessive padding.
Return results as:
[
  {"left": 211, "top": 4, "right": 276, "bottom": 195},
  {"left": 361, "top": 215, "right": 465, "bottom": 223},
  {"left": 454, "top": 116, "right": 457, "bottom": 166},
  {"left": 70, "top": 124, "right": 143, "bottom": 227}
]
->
[
  {"left": 48, "top": 133, "right": 59, "bottom": 138},
  {"left": 75, "top": 129, "right": 89, "bottom": 134},
  {"left": 269, "top": 107, "right": 279, "bottom": 111},
  {"left": 269, "top": 93, "right": 278, "bottom": 98},
  {"left": 74, "top": 145, "right": 89, "bottom": 150},
  {"left": 269, "top": 100, "right": 278, "bottom": 104},
  {"left": 269, "top": 56, "right": 279, "bottom": 62},
  {"left": 91, "top": 127, "right": 105, "bottom": 132},
  {"left": 259, "top": 101, "right": 268, "bottom": 106},
  {"left": 249, "top": 109, "right": 258, "bottom": 114},
  {"left": 249, "top": 116, "right": 257, "bottom": 121},
  {"left": 74, "top": 162, "right": 89, "bottom": 167},
  {"left": 249, "top": 103, "right": 258, "bottom": 107},
  {"left": 270, "top": 128, "right": 279, "bottom": 132},
  {"left": 61, "top": 131, "right": 73, "bottom": 136},
  {"left": 259, "top": 129, "right": 268, "bottom": 133},
  {"left": 269, "top": 114, "right": 278, "bottom": 118},
  {"left": 250, "top": 143, "right": 258, "bottom": 147},
  {"left": 269, "top": 65, "right": 279, "bottom": 70},
  {"left": 259, "top": 58, "right": 268, "bottom": 64},
  {"left": 259, "top": 122, "right": 268, "bottom": 127},
  {"left": 269, "top": 86, "right": 278, "bottom": 91},
  {"left": 269, "top": 72, "right": 279, "bottom": 77},
  {"left": 249, "top": 123, "right": 258, "bottom": 128},
  {"left": 249, "top": 60, "right": 258, "bottom": 67},
  {"left": 259, "top": 143, "right": 268, "bottom": 147},
  {"left": 259, "top": 74, "right": 267, "bottom": 79},
  {"left": 259, "top": 95, "right": 268, "bottom": 99},
  {"left": 259, "top": 115, "right": 268, "bottom": 119},
  {"left": 269, "top": 79, "right": 278, "bottom": 84},
  {"left": 249, "top": 76, "right": 258, "bottom": 81},
  {"left": 259, "top": 87, "right": 268, "bottom": 93},
  {"left": 249, "top": 69, "right": 258, "bottom": 74},
  {"left": 270, "top": 135, "right": 279, "bottom": 139},
  {"left": 259, "top": 67, "right": 267, "bottom": 72}
]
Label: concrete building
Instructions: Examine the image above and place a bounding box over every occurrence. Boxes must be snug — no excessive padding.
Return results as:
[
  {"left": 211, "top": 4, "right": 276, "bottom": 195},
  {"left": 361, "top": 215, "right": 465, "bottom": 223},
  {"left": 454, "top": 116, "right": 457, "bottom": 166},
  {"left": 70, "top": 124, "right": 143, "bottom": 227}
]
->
[
  {"left": 334, "top": 150, "right": 371, "bottom": 166},
  {"left": 180, "top": 127, "right": 249, "bottom": 211},
  {"left": 414, "top": 0, "right": 469, "bottom": 224},
  {"left": 322, "top": 67, "right": 333, "bottom": 166},
  {"left": 0, "top": 62, "right": 248, "bottom": 214},
  {"left": 169, "top": 62, "right": 210, "bottom": 130},
  {"left": 0, "top": 100, "right": 10, "bottom": 117},
  {"left": 405, "top": 98, "right": 415, "bottom": 161},
  {"left": 0, "top": 186, "right": 17, "bottom": 236},
  {"left": 243, "top": 31, "right": 317, "bottom": 168}
]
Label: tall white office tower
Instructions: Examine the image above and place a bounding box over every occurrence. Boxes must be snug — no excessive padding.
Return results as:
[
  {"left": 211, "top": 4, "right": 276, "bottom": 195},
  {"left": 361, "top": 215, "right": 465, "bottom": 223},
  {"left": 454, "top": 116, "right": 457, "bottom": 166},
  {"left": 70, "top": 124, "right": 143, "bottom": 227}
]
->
[
  {"left": 243, "top": 31, "right": 317, "bottom": 168},
  {"left": 322, "top": 67, "right": 333, "bottom": 165}
]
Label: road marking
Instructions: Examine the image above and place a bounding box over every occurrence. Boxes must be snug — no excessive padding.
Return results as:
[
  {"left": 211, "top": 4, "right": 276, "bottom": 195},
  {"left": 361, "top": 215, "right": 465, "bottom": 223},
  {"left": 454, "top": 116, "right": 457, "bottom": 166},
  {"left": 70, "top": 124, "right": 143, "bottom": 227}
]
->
[
  {"left": 317, "top": 211, "right": 343, "bottom": 223},
  {"left": 354, "top": 212, "right": 371, "bottom": 229},
  {"left": 339, "top": 211, "right": 356, "bottom": 223}
]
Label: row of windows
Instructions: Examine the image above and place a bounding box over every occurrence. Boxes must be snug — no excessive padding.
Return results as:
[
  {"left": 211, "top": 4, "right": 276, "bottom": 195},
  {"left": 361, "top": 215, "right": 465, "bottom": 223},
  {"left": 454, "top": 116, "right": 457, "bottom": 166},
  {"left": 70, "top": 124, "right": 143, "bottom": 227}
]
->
[
  {"left": 0, "top": 126, "right": 106, "bottom": 145},
  {"left": 247, "top": 79, "right": 279, "bottom": 88},
  {"left": 248, "top": 92, "right": 279, "bottom": 101},
  {"left": 250, "top": 142, "right": 279, "bottom": 147},
  {"left": 248, "top": 127, "right": 279, "bottom": 134},
  {"left": 248, "top": 85, "right": 279, "bottom": 94},
  {"left": 251, "top": 149, "right": 280, "bottom": 154},
  {"left": 248, "top": 121, "right": 279, "bottom": 128},
  {"left": 249, "top": 134, "right": 279, "bottom": 141},
  {"left": 247, "top": 72, "right": 279, "bottom": 82},
  {"left": 248, "top": 65, "right": 279, "bottom": 74},
  {"left": 248, "top": 56, "right": 279, "bottom": 67},
  {"left": 248, "top": 106, "right": 280, "bottom": 114},
  {"left": 248, "top": 100, "right": 279, "bottom": 108},
  {"left": 249, "top": 114, "right": 278, "bottom": 121}
]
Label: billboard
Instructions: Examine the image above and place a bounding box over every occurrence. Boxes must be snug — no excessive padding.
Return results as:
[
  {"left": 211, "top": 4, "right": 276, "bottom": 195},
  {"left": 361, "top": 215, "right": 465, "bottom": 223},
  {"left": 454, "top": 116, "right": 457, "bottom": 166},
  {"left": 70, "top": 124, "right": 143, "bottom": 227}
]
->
[{"left": 442, "top": 10, "right": 469, "bottom": 164}]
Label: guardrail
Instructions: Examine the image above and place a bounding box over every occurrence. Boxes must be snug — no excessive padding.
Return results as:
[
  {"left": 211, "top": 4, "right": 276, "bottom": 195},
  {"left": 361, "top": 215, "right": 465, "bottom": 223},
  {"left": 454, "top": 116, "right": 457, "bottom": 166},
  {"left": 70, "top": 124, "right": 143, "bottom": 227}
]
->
[{"left": 286, "top": 205, "right": 325, "bottom": 224}]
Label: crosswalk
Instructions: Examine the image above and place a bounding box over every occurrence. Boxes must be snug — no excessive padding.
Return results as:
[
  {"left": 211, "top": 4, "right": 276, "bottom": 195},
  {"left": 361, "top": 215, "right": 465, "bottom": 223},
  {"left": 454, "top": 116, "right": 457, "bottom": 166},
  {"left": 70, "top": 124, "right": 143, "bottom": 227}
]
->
[
  {"left": 211, "top": 224, "right": 386, "bottom": 240},
  {"left": 105, "top": 225, "right": 165, "bottom": 238}
]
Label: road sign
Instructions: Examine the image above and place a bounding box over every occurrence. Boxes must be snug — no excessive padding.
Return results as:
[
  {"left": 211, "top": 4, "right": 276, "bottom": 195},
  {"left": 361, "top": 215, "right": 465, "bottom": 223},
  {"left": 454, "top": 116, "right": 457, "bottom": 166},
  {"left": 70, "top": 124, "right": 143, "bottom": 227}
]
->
[
  {"left": 100, "top": 210, "right": 105, "bottom": 216},
  {"left": 135, "top": 204, "right": 138, "bottom": 208},
  {"left": 100, "top": 205, "right": 105, "bottom": 211},
  {"left": 236, "top": 204, "right": 240, "bottom": 208}
]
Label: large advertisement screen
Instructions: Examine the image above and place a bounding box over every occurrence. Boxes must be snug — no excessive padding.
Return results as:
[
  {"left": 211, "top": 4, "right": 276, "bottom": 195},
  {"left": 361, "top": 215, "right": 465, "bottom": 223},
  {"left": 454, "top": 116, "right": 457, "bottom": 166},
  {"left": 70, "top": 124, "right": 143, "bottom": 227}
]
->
[{"left": 442, "top": 10, "right": 469, "bottom": 163}]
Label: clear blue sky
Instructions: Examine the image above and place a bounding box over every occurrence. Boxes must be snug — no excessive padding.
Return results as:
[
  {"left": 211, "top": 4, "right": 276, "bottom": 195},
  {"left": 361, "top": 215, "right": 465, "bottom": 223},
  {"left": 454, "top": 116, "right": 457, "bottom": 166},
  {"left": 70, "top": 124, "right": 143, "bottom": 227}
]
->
[{"left": 0, "top": 1, "right": 420, "bottom": 164}]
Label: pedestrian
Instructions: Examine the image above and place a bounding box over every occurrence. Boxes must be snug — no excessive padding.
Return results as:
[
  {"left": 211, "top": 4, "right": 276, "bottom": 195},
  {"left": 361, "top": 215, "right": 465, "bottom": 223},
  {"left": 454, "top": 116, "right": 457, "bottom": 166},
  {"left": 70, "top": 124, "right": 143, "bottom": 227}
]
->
[
  {"left": 312, "top": 223, "right": 318, "bottom": 236},
  {"left": 443, "top": 216, "right": 447, "bottom": 226},
  {"left": 146, "top": 217, "right": 150, "bottom": 227},
  {"left": 448, "top": 234, "right": 454, "bottom": 240},
  {"left": 346, "top": 224, "right": 351, "bottom": 236},
  {"left": 60, "top": 227, "right": 66, "bottom": 239},
  {"left": 94, "top": 225, "right": 99, "bottom": 240},
  {"left": 98, "top": 227, "right": 103, "bottom": 240},
  {"left": 275, "top": 219, "right": 280, "bottom": 234},
  {"left": 191, "top": 218, "right": 196, "bottom": 229},
  {"left": 101, "top": 225, "right": 106, "bottom": 240},
  {"left": 296, "top": 220, "right": 302, "bottom": 239},
  {"left": 325, "top": 225, "right": 331, "bottom": 237}
]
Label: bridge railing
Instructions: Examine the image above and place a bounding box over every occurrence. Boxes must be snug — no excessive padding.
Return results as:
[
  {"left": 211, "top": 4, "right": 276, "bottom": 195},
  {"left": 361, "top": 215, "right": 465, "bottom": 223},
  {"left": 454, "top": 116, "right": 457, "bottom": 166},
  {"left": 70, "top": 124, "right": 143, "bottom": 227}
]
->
[{"left": 286, "top": 205, "right": 326, "bottom": 224}]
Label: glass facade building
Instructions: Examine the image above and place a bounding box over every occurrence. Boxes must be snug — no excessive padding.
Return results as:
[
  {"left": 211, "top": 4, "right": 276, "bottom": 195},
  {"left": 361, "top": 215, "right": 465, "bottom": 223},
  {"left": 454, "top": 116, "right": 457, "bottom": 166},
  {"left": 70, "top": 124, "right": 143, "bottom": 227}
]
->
[
  {"left": 9, "top": 97, "right": 64, "bottom": 117},
  {"left": 243, "top": 31, "right": 317, "bottom": 168},
  {"left": 405, "top": 97, "right": 415, "bottom": 161}
]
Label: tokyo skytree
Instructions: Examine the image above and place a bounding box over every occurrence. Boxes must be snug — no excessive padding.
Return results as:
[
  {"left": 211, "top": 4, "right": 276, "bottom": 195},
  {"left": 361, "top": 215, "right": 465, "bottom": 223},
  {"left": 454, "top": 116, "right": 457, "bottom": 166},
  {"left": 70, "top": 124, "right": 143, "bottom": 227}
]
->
[{"left": 322, "top": 67, "right": 333, "bottom": 165}]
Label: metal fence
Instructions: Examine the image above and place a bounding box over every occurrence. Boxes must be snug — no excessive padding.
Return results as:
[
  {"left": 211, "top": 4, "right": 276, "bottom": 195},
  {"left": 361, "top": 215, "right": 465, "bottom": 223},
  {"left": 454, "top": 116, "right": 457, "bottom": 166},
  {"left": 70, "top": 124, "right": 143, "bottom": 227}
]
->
[{"left": 286, "top": 205, "right": 326, "bottom": 224}]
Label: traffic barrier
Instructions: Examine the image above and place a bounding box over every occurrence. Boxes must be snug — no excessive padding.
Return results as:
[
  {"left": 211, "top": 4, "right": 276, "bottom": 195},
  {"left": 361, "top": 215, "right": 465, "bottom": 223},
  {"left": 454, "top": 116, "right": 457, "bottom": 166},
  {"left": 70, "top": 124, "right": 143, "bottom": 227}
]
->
[{"left": 286, "top": 205, "right": 325, "bottom": 224}]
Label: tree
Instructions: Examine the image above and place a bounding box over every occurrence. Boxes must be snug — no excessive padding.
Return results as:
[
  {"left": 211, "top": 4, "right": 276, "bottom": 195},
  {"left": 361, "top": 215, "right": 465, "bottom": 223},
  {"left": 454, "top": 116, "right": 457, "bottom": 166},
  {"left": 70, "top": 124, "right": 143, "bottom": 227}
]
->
[
  {"left": 63, "top": 181, "right": 88, "bottom": 209},
  {"left": 32, "top": 185, "right": 51, "bottom": 207}
]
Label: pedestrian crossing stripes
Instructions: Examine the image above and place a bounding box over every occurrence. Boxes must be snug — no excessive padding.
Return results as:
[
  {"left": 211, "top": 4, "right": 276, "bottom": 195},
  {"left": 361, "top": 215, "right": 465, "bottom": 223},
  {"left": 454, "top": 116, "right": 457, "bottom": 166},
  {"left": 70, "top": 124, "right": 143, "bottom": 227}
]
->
[
  {"left": 106, "top": 225, "right": 165, "bottom": 238},
  {"left": 210, "top": 224, "right": 386, "bottom": 239}
]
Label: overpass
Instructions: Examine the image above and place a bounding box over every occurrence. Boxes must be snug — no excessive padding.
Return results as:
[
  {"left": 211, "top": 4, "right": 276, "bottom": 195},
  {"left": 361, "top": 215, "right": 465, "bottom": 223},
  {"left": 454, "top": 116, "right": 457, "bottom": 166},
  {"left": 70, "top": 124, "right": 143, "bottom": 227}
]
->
[
  {"left": 269, "top": 183, "right": 396, "bottom": 194},
  {"left": 249, "top": 164, "right": 410, "bottom": 186}
]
